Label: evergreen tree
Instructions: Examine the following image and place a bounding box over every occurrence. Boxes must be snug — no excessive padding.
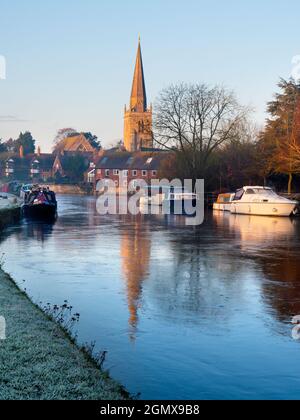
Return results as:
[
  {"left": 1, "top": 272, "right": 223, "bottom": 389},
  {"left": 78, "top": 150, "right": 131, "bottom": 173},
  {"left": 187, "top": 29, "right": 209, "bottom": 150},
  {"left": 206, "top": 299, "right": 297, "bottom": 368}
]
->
[
  {"left": 260, "top": 78, "right": 300, "bottom": 193},
  {"left": 15, "top": 132, "right": 36, "bottom": 155},
  {"left": 83, "top": 132, "right": 101, "bottom": 150},
  {"left": 0, "top": 139, "right": 7, "bottom": 153}
]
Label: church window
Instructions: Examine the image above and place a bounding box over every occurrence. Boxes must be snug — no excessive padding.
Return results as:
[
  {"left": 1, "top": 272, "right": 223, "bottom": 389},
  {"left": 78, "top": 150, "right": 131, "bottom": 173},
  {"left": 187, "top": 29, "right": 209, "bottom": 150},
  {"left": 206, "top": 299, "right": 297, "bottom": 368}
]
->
[{"left": 138, "top": 121, "right": 144, "bottom": 133}]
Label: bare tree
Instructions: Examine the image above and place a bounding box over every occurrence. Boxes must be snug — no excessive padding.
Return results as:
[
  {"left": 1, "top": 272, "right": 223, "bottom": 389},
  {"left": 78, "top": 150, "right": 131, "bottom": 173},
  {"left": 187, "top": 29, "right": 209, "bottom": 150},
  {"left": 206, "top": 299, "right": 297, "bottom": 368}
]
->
[{"left": 153, "top": 83, "right": 248, "bottom": 180}]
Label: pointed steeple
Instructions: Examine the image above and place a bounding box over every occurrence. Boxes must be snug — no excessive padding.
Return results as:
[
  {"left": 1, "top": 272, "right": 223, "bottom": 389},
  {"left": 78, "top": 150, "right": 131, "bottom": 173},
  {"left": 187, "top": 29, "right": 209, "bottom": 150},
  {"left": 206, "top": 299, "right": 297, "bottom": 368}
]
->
[{"left": 130, "top": 38, "right": 147, "bottom": 113}]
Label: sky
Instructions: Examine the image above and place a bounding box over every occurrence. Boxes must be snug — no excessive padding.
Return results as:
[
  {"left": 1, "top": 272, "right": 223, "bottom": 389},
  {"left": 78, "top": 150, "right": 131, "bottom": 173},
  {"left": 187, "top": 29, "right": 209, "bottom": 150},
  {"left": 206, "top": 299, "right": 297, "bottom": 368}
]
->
[{"left": 0, "top": 0, "right": 300, "bottom": 152}]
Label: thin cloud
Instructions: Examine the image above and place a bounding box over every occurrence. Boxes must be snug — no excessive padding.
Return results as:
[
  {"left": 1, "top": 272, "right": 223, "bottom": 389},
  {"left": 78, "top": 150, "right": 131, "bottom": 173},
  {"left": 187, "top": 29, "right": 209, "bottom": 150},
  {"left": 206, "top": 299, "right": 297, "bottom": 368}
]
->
[{"left": 0, "top": 115, "right": 27, "bottom": 122}]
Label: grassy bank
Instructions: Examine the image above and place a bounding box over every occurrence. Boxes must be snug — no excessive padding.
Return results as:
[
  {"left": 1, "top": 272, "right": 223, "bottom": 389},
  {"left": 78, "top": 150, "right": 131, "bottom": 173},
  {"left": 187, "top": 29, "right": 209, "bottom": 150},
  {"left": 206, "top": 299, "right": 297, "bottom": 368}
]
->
[{"left": 0, "top": 269, "right": 129, "bottom": 400}]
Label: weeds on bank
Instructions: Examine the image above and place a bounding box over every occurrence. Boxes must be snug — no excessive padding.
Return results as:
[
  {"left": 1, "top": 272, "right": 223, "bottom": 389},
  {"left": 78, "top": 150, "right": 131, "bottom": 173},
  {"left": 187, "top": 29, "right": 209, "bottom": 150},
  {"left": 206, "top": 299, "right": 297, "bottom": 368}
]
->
[
  {"left": 42, "top": 300, "right": 80, "bottom": 340},
  {"left": 41, "top": 300, "right": 108, "bottom": 373},
  {"left": 81, "top": 341, "right": 107, "bottom": 370}
]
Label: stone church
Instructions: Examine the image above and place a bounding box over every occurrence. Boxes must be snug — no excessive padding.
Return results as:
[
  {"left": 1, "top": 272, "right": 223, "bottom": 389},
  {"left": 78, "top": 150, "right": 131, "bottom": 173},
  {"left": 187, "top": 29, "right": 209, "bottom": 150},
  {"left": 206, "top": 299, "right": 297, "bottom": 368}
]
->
[{"left": 124, "top": 39, "right": 153, "bottom": 152}]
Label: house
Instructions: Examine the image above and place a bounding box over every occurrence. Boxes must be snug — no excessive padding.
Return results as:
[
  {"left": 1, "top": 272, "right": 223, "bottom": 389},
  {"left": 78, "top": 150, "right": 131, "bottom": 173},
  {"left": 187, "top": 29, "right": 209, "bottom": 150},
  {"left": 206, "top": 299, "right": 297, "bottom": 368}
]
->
[
  {"left": 0, "top": 146, "right": 56, "bottom": 182},
  {"left": 2, "top": 152, "right": 55, "bottom": 182},
  {"left": 54, "top": 134, "right": 96, "bottom": 154},
  {"left": 30, "top": 153, "right": 56, "bottom": 181},
  {"left": 0, "top": 142, "right": 96, "bottom": 183},
  {"left": 53, "top": 151, "right": 94, "bottom": 181},
  {"left": 4, "top": 155, "right": 31, "bottom": 180},
  {"left": 90, "top": 151, "right": 171, "bottom": 190}
]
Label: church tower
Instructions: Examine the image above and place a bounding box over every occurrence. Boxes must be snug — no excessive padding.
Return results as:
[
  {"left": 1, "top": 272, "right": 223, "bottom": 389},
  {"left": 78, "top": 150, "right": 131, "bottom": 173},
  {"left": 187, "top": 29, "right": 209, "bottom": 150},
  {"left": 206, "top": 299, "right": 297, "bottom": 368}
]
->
[{"left": 124, "top": 39, "right": 153, "bottom": 152}]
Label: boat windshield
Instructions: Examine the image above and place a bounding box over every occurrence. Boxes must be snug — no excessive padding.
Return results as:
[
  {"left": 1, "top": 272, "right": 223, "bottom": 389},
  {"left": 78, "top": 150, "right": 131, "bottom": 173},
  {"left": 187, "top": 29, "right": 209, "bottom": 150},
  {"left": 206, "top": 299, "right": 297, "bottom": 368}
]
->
[
  {"left": 234, "top": 189, "right": 244, "bottom": 201},
  {"left": 245, "top": 188, "right": 277, "bottom": 196}
]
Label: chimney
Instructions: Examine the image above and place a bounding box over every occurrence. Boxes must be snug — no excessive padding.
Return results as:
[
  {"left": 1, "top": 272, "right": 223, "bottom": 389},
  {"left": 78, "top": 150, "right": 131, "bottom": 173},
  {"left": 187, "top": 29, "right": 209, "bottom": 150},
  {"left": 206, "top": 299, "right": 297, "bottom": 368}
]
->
[
  {"left": 19, "top": 145, "right": 24, "bottom": 158},
  {"left": 37, "top": 146, "right": 41, "bottom": 156}
]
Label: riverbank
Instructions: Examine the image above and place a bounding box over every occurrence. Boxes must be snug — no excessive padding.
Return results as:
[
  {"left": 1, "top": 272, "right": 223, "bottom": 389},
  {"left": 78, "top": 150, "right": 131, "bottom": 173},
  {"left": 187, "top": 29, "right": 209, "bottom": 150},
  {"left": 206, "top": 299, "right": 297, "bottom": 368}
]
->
[
  {"left": 40, "top": 184, "right": 92, "bottom": 195},
  {"left": 0, "top": 269, "right": 129, "bottom": 400},
  {"left": 0, "top": 206, "right": 21, "bottom": 230}
]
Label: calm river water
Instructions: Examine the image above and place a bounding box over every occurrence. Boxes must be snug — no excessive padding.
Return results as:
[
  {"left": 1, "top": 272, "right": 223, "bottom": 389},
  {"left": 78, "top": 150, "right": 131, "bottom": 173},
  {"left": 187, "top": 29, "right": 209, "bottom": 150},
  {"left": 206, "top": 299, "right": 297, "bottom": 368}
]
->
[{"left": 1, "top": 194, "right": 300, "bottom": 400}]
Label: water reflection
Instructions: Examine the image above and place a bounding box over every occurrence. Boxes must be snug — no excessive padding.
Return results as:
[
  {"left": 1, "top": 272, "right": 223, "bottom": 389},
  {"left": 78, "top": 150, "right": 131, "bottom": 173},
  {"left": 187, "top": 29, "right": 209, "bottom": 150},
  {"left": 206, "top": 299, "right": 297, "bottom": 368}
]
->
[
  {"left": 120, "top": 216, "right": 151, "bottom": 340},
  {"left": 0, "top": 220, "right": 55, "bottom": 244},
  {"left": 147, "top": 221, "right": 252, "bottom": 327},
  {"left": 1, "top": 197, "right": 300, "bottom": 399},
  {"left": 214, "top": 212, "right": 300, "bottom": 322},
  {"left": 23, "top": 221, "right": 56, "bottom": 243}
]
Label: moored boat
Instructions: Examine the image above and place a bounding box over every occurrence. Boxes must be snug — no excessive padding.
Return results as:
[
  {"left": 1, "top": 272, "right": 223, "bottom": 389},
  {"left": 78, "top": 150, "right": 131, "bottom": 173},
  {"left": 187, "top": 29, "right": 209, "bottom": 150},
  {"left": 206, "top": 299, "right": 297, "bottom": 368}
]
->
[
  {"left": 213, "top": 193, "right": 235, "bottom": 212},
  {"left": 139, "top": 186, "right": 167, "bottom": 207},
  {"left": 230, "top": 186, "right": 298, "bottom": 217},
  {"left": 0, "top": 193, "right": 22, "bottom": 229},
  {"left": 0, "top": 193, "right": 22, "bottom": 209},
  {"left": 22, "top": 186, "right": 57, "bottom": 220},
  {"left": 20, "top": 184, "right": 34, "bottom": 200},
  {"left": 164, "top": 190, "right": 198, "bottom": 216},
  {"left": 139, "top": 186, "right": 199, "bottom": 216}
]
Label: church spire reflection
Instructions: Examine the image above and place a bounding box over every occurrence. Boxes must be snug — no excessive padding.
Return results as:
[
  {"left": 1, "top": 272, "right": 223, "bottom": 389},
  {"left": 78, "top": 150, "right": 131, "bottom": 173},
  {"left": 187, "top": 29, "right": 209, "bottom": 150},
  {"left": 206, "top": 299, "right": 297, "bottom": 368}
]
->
[{"left": 120, "top": 216, "right": 151, "bottom": 341}]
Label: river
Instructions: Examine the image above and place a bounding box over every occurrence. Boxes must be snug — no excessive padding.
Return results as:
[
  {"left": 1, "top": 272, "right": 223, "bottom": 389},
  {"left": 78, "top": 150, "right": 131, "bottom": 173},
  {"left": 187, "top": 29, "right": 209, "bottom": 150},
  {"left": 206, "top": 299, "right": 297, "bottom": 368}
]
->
[{"left": 1, "top": 194, "right": 300, "bottom": 400}]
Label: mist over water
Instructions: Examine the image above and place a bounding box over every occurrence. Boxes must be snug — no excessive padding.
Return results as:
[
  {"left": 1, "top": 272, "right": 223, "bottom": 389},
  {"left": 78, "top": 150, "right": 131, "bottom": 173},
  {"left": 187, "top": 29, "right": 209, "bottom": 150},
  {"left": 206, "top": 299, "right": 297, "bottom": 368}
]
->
[{"left": 1, "top": 195, "right": 300, "bottom": 399}]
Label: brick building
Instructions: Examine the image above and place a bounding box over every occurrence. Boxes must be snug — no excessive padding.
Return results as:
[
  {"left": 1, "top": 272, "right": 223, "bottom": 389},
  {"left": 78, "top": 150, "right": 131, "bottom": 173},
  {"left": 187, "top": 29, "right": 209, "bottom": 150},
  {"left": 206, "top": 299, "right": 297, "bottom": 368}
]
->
[
  {"left": 88, "top": 151, "right": 171, "bottom": 190},
  {"left": 1, "top": 149, "right": 55, "bottom": 182}
]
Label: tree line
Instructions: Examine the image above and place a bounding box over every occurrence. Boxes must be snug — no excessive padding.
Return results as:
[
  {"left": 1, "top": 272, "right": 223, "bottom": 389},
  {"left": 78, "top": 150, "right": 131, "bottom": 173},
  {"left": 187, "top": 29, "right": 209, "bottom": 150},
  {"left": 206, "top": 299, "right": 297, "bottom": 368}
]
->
[
  {"left": 154, "top": 78, "right": 300, "bottom": 193},
  {"left": 0, "top": 132, "right": 36, "bottom": 155},
  {"left": 0, "top": 129, "right": 101, "bottom": 184},
  {"left": 0, "top": 129, "right": 101, "bottom": 156}
]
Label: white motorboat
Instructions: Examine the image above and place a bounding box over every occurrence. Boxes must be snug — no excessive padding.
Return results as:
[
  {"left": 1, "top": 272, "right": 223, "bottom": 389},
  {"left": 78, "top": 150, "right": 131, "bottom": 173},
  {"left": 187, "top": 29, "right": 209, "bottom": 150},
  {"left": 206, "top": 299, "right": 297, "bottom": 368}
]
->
[
  {"left": 140, "top": 186, "right": 184, "bottom": 208},
  {"left": 164, "top": 191, "right": 198, "bottom": 215},
  {"left": 139, "top": 186, "right": 166, "bottom": 207},
  {"left": 230, "top": 186, "right": 298, "bottom": 217},
  {"left": 140, "top": 186, "right": 198, "bottom": 216},
  {"left": 213, "top": 193, "right": 235, "bottom": 212}
]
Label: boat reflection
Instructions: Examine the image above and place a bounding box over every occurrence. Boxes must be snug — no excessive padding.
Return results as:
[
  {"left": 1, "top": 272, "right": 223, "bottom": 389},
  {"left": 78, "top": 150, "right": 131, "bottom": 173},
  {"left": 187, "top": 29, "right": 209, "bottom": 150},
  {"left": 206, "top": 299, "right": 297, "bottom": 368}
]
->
[
  {"left": 0, "top": 220, "right": 56, "bottom": 244},
  {"left": 213, "top": 212, "right": 300, "bottom": 322},
  {"left": 23, "top": 221, "right": 56, "bottom": 243}
]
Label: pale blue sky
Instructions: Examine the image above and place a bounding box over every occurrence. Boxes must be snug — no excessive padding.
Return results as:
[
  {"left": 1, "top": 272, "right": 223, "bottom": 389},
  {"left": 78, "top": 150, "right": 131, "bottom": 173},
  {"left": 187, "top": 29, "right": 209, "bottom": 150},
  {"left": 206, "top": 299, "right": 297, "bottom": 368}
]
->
[{"left": 0, "top": 0, "right": 299, "bottom": 151}]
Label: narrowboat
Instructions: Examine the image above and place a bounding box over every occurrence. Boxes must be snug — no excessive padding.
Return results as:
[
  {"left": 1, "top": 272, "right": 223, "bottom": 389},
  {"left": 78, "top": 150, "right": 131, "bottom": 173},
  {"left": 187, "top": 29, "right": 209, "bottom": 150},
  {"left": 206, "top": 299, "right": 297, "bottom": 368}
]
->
[{"left": 22, "top": 187, "right": 57, "bottom": 220}]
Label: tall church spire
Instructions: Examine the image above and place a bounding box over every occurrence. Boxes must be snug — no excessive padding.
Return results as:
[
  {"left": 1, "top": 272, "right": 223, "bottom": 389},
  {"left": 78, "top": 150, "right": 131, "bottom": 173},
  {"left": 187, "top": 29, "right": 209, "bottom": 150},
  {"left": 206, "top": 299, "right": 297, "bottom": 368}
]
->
[
  {"left": 130, "top": 39, "right": 147, "bottom": 113},
  {"left": 124, "top": 38, "right": 153, "bottom": 152}
]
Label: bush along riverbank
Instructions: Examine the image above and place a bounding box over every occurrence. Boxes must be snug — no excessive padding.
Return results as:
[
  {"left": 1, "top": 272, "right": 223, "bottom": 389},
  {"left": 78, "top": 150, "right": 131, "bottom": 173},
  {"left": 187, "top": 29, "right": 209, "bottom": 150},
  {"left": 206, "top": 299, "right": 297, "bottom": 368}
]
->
[{"left": 0, "top": 269, "right": 129, "bottom": 400}]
